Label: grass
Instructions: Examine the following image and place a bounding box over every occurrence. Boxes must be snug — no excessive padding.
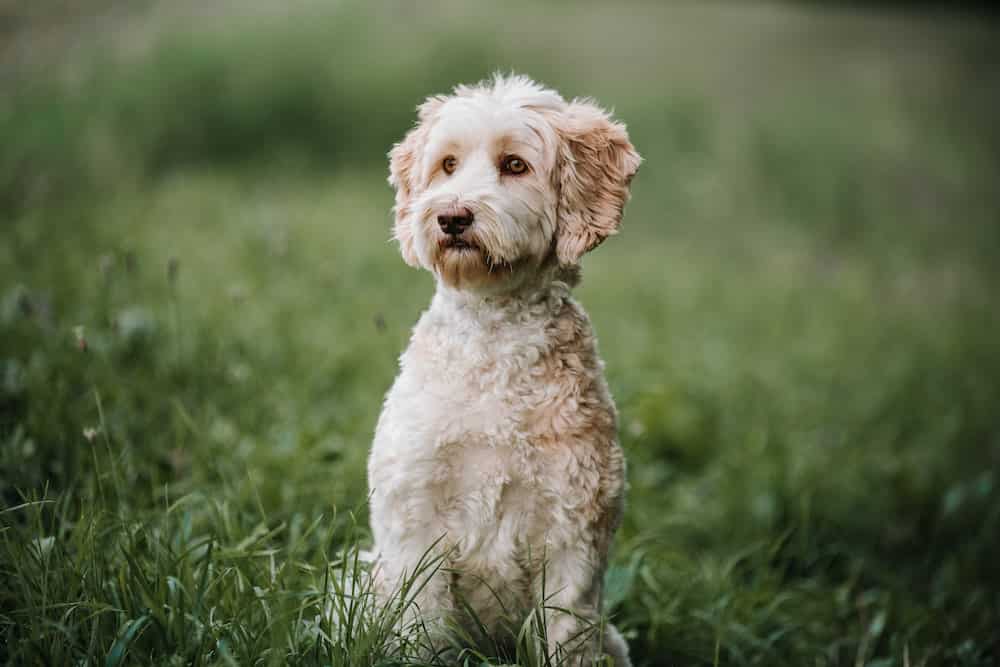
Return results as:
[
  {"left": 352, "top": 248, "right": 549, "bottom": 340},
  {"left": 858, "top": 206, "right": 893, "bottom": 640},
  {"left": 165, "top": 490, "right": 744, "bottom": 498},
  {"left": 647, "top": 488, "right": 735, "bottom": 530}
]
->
[{"left": 1, "top": 1, "right": 999, "bottom": 665}]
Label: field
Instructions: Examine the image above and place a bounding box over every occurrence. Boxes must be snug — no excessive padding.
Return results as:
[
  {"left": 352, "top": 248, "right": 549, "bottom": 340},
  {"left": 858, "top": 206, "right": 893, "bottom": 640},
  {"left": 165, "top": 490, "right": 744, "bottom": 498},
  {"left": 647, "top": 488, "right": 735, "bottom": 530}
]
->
[{"left": 1, "top": 2, "right": 999, "bottom": 665}]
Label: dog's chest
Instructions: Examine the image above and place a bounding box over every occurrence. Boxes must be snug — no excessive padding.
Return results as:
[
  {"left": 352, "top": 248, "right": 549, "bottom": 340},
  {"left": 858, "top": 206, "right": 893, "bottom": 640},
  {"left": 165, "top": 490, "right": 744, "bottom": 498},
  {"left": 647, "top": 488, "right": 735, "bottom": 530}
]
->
[
  {"left": 370, "top": 292, "right": 614, "bottom": 553},
  {"left": 375, "top": 308, "right": 565, "bottom": 525},
  {"left": 393, "top": 311, "right": 553, "bottom": 449}
]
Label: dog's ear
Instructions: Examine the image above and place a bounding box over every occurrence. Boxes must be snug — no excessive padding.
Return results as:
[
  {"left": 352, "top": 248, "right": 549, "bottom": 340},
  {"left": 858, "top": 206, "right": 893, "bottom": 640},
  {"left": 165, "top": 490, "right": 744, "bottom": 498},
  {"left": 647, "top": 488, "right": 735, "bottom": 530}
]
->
[
  {"left": 552, "top": 100, "right": 641, "bottom": 265},
  {"left": 388, "top": 96, "right": 446, "bottom": 267}
]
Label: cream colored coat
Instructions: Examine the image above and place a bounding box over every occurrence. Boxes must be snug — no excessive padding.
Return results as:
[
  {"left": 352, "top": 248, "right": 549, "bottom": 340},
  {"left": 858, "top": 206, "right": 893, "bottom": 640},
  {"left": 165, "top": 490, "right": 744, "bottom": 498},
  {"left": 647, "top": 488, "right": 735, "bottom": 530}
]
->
[{"left": 368, "top": 74, "right": 640, "bottom": 665}]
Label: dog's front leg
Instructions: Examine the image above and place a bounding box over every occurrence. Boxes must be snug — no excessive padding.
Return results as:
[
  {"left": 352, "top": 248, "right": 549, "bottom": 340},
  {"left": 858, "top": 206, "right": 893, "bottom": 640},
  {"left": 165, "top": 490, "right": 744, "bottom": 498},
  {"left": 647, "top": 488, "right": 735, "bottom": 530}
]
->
[
  {"left": 540, "top": 545, "right": 631, "bottom": 667},
  {"left": 540, "top": 546, "right": 603, "bottom": 664},
  {"left": 375, "top": 534, "right": 453, "bottom": 639},
  {"left": 369, "top": 481, "right": 455, "bottom": 656}
]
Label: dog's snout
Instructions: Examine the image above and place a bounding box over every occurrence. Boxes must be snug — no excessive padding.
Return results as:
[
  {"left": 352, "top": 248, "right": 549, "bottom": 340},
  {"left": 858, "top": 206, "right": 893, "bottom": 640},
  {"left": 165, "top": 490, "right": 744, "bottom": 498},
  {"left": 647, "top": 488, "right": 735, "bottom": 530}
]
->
[{"left": 437, "top": 207, "right": 474, "bottom": 236}]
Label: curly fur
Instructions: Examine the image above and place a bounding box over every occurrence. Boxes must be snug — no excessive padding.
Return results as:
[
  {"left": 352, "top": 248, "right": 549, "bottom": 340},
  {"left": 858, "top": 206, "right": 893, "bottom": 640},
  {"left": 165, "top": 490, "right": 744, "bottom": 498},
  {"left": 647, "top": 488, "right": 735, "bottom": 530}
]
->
[{"left": 370, "top": 73, "right": 640, "bottom": 665}]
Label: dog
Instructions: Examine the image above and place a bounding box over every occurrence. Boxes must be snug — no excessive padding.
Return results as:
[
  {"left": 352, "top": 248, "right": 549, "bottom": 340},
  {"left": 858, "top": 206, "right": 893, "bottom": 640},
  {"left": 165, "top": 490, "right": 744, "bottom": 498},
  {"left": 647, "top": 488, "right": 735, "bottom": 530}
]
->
[{"left": 368, "top": 74, "right": 640, "bottom": 665}]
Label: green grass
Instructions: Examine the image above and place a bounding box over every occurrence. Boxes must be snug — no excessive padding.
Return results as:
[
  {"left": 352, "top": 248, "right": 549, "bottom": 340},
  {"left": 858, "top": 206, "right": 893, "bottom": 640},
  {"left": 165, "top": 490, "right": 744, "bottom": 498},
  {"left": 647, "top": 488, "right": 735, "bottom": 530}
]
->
[{"left": 2, "top": 2, "right": 999, "bottom": 665}]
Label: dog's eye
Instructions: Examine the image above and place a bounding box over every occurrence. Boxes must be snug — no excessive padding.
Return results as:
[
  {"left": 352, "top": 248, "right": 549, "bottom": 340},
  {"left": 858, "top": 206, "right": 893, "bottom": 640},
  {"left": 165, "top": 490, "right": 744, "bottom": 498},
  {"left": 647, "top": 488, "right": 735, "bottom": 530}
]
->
[
  {"left": 442, "top": 156, "right": 458, "bottom": 175},
  {"left": 501, "top": 156, "right": 529, "bottom": 175}
]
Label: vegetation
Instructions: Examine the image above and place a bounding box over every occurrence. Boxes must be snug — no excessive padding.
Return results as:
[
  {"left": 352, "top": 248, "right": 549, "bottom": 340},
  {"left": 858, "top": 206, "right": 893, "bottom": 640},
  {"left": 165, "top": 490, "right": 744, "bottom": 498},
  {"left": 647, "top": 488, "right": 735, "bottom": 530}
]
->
[{"left": 1, "top": 2, "right": 998, "bottom": 665}]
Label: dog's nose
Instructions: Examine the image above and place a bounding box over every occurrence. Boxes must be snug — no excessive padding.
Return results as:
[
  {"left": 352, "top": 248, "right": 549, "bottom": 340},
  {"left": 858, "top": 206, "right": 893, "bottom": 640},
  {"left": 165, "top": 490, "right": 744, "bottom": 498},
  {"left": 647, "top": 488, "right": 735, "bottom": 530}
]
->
[{"left": 437, "top": 208, "right": 474, "bottom": 236}]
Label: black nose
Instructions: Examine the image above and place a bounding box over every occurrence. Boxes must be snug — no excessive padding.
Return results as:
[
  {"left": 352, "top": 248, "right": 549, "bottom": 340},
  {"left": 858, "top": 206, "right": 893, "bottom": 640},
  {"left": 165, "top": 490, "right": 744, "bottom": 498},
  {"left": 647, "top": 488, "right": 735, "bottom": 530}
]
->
[{"left": 437, "top": 208, "right": 474, "bottom": 236}]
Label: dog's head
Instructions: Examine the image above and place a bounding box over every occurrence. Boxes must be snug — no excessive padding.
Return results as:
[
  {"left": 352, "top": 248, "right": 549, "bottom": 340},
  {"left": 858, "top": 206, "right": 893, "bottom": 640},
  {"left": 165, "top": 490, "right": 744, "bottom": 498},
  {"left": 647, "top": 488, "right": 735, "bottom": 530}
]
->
[{"left": 388, "top": 74, "right": 641, "bottom": 291}]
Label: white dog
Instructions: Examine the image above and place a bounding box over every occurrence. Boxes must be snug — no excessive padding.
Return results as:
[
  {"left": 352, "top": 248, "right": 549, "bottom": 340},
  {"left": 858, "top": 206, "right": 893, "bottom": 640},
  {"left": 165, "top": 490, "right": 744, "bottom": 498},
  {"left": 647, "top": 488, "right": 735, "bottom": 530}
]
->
[{"left": 368, "top": 74, "right": 640, "bottom": 665}]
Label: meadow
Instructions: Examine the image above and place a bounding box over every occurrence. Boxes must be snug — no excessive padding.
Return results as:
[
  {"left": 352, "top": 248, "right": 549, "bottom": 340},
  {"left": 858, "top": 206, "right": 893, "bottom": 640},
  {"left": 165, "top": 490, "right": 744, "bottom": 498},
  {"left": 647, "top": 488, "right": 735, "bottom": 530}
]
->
[{"left": 1, "top": 2, "right": 998, "bottom": 665}]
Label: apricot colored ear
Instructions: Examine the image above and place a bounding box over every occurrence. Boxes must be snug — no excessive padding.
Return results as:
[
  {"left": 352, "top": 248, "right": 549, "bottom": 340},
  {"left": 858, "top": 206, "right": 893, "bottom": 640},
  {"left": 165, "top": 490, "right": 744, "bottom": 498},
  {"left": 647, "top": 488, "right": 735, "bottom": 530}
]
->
[
  {"left": 552, "top": 100, "right": 641, "bottom": 265},
  {"left": 387, "top": 97, "right": 446, "bottom": 266}
]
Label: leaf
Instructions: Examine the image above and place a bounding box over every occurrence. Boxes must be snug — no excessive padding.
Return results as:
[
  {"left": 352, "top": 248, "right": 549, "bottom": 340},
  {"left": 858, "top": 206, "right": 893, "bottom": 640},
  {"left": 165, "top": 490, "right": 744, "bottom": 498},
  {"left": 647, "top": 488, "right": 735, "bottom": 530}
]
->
[
  {"left": 868, "top": 609, "right": 887, "bottom": 639},
  {"left": 105, "top": 615, "right": 150, "bottom": 667},
  {"left": 603, "top": 562, "right": 636, "bottom": 611}
]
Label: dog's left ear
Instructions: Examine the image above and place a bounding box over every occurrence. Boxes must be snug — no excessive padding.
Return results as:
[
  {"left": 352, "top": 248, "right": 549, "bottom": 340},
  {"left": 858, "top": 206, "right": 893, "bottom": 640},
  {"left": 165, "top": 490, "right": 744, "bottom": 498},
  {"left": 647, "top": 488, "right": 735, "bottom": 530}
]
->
[{"left": 551, "top": 100, "right": 641, "bottom": 265}]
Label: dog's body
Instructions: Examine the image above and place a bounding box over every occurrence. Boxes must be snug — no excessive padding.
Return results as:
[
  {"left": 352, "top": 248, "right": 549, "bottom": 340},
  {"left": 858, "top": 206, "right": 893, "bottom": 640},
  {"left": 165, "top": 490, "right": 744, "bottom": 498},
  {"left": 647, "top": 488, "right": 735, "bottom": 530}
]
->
[
  {"left": 368, "top": 75, "right": 639, "bottom": 665},
  {"left": 370, "top": 282, "right": 627, "bottom": 659}
]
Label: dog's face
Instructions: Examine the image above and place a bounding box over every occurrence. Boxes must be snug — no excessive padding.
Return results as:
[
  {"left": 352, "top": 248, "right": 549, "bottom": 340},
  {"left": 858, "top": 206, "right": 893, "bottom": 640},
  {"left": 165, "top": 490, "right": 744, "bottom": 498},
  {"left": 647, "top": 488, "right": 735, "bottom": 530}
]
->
[{"left": 388, "top": 75, "right": 641, "bottom": 291}]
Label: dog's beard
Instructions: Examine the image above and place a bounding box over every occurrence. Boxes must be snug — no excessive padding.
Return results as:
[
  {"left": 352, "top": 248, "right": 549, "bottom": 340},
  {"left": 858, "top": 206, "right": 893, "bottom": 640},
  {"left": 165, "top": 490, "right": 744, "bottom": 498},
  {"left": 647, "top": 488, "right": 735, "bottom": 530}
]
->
[{"left": 430, "top": 234, "right": 515, "bottom": 290}]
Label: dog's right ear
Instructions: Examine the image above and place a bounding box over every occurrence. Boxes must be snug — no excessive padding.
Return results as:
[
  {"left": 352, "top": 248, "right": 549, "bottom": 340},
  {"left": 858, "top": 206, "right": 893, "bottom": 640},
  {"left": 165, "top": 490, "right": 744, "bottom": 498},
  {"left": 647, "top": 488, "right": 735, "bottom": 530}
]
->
[{"left": 388, "top": 96, "right": 446, "bottom": 267}]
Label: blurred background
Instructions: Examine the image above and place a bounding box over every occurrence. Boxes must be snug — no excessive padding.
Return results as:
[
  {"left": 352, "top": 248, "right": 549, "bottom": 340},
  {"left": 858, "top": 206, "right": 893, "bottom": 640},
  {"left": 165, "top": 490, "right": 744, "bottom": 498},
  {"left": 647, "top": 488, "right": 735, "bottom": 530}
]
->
[{"left": 1, "top": 2, "right": 998, "bottom": 665}]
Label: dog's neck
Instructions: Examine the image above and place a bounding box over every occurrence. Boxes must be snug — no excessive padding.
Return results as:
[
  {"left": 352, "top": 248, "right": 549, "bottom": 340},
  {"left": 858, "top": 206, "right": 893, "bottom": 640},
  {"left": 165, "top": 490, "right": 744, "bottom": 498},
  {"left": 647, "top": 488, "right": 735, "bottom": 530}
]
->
[{"left": 431, "top": 265, "right": 576, "bottom": 323}]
